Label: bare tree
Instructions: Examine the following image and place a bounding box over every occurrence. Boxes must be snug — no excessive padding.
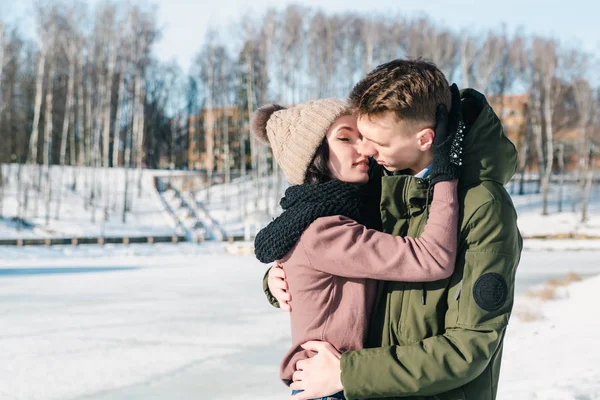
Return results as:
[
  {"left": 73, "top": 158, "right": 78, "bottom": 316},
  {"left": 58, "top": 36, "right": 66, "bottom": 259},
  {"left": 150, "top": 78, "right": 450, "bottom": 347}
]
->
[
  {"left": 0, "top": 22, "right": 7, "bottom": 216},
  {"left": 359, "top": 17, "right": 380, "bottom": 76},
  {"left": 56, "top": 12, "right": 79, "bottom": 220},
  {"left": 101, "top": 6, "right": 117, "bottom": 234},
  {"left": 42, "top": 42, "right": 55, "bottom": 226},
  {"left": 572, "top": 78, "right": 594, "bottom": 211},
  {"left": 580, "top": 90, "right": 599, "bottom": 222},
  {"left": 581, "top": 146, "right": 596, "bottom": 223},
  {"left": 556, "top": 142, "right": 565, "bottom": 212},
  {"left": 472, "top": 32, "right": 507, "bottom": 93},
  {"left": 406, "top": 18, "right": 458, "bottom": 80},
  {"left": 517, "top": 104, "right": 532, "bottom": 195},
  {"left": 533, "top": 38, "right": 559, "bottom": 216},
  {"left": 459, "top": 31, "right": 478, "bottom": 88},
  {"left": 22, "top": 11, "right": 50, "bottom": 222}
]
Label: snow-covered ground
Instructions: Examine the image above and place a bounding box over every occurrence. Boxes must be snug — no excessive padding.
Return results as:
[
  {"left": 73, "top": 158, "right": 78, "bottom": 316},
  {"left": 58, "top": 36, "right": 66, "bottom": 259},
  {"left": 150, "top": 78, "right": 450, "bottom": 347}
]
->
[
  {"left": 1, "top": 166, "right": 600, "bottom": 399},
  {"left": 196, "top": 174, "right": 288, "bottom": 237},
  {"left": 2, "top": 164, "right": 599, "bottom": 241},
  {"left": 1, "top": 244, "right": 600, "bottom": 400},
  {"left": 501, "top": 274, "right": 600, "bottom": 399},
  {"left": 511, "top": 181, "right": 600, "bottom": 238},
  {"left": 0, "top": 164, "right": 181, "bottom": 239}
]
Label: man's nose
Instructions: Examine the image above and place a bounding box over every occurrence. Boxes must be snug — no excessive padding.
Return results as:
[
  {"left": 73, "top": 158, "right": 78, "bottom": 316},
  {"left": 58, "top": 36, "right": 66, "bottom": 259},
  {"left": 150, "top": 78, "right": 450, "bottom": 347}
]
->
[{"left": 359, "top": 139, "right": 377, "bottom": 157}]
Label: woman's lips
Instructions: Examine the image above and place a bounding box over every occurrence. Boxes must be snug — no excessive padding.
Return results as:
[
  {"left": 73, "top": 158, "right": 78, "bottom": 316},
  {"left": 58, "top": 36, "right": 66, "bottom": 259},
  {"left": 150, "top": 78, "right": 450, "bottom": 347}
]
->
[{"left": 354, "top": 161, "right": 369, "bottom": 170}]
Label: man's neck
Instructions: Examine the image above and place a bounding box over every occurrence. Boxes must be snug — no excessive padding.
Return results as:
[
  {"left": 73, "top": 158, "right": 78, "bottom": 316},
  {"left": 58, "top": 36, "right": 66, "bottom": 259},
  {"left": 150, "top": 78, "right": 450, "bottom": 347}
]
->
[{"left": 408, "top": 153, "right": 433, "bottom": 175}]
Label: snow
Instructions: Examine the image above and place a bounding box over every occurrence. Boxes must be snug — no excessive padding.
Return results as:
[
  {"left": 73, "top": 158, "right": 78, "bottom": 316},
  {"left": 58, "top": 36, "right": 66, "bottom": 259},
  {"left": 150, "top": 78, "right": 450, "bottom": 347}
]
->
[
  {"left": 1, "top": 167, "right": 600, "bottom": 399},
  {"left": 0, "top": 164, "right": 181, "bottom": 239},
  {"left": 510, "top": 181, "right": 600, "bottom": 238},
  {"left": 1, "top": 244, "right": 600, "bottom": 400},
  {"left": 196, "top": 174, "right": 288, "bottom": 237},
  {"left": 500, "top": 274, "right": 600, "bottom": 400},
  {"left": 2, "top": 164, "right": 599, "bottom": 241},
  {"left": 0, "top": 247, "right": 288, "bottom": 400}
]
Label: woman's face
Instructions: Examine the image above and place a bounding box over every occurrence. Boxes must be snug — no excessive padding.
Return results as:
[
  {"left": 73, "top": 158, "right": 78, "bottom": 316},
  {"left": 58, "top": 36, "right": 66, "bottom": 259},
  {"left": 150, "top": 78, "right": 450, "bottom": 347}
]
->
[{"left": 326, "top": 114, "right": 369, "bottom": 184}]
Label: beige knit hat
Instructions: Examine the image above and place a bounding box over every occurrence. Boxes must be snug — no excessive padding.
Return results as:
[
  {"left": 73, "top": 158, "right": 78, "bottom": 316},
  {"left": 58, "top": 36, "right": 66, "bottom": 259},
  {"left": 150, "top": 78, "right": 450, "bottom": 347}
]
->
[{"left": 250, "top": 99, "right": 349, "bottom": 185}]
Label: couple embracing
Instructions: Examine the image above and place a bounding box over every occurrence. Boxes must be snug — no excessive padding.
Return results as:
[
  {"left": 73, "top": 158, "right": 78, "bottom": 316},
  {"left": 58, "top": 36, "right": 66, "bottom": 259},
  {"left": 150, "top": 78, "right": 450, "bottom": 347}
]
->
[{"left": 252, "top": 59, "right": 522, "bottom": 400}]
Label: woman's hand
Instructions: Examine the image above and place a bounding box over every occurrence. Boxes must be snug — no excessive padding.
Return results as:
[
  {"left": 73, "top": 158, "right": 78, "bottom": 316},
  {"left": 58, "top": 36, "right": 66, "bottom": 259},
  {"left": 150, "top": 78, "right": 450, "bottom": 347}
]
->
[{"left": 268, "top": 261, "right": 292, "bottom": 311}]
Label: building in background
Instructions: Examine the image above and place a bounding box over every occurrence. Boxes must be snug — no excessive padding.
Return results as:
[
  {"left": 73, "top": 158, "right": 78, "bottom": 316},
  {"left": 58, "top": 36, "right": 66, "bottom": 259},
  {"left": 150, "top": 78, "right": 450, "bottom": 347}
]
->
[{"left": 188, "top": 106, "right": 249, "bottom": 172}]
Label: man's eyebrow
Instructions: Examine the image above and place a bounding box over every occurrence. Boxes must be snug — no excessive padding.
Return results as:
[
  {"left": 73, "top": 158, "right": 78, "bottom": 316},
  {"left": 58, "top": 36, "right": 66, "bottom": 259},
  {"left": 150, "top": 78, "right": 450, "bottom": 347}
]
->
[{"left": 362, "top": 133, "right": 384, "bottom": 145}]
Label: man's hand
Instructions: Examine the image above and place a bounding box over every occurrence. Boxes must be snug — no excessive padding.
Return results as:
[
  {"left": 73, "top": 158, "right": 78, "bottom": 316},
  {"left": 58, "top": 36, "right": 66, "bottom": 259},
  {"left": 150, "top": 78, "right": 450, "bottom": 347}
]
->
[
  {"left": 268, "top": 262, "right": 292, "bottom": 311},
  {"left": 429, "top": 83, "right": 464, "bottom": 185},
  {"left": 289, "top": 341, "right": 343, "bottom": 400}
]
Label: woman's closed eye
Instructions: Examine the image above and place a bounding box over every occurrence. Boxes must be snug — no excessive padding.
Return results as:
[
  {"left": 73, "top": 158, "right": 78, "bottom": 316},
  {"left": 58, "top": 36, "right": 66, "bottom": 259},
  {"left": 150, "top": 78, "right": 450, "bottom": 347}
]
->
[{"left": 337, "top": 137, "right": 350, "bottom": 142}]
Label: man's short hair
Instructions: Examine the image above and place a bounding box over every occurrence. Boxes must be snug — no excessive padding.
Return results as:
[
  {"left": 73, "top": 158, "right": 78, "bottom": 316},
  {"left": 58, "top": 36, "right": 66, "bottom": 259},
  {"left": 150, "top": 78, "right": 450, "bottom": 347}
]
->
[{"left": 348, "top": 59, "right": 451, "bottom": 127}]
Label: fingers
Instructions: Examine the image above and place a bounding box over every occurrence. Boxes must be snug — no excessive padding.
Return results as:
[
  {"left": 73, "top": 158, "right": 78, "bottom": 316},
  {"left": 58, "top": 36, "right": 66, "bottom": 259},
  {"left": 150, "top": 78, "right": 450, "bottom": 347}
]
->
[
  {"left": 300, "top": 340, "right": 325, "bottom": 352},
  {"left": 292, "top": 370, "right": 304, "bottom": 382},
  {"left": 434, "top": 103, "right": 449, "bottom": 146},
  {"left": 435, "top": 104, "right": 449, "bottom": 129},
  {"left": 270, "top": 265, "right": 286, "bottom": 279},
  {"left": 450, "top": 83, "right": 460, "bottom": 105},
  {"left": 449, "top": 83, "right": 462, "bottom": 119},
  {"left": 268, "top": 264, "right": 292, "bottom": 309},
  {"left": 276, "top": 290, "right": 291, "bottom": 302},
  {"left": 269, "top": 275, "right": 291, "bottom": 306}
]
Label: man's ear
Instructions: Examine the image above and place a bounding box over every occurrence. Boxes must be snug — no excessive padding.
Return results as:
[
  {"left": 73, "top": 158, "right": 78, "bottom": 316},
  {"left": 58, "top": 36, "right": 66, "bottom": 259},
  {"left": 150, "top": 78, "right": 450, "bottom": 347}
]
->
[{"left": 416, "top": 128, "right": 435, "bottom": 151}]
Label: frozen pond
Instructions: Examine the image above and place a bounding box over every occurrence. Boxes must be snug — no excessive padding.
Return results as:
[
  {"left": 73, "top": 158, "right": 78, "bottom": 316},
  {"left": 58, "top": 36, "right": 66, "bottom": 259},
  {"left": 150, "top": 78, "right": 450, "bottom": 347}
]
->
[{"left": 0, "top": 245, "right": 599, "bottom": 400}]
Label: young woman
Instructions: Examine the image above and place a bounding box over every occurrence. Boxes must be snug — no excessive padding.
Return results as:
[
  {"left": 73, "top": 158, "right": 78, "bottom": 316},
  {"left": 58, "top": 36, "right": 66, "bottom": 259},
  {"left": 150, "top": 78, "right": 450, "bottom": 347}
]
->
[{"left": 251, "top": 99, "right": 461, "bottom": 400}]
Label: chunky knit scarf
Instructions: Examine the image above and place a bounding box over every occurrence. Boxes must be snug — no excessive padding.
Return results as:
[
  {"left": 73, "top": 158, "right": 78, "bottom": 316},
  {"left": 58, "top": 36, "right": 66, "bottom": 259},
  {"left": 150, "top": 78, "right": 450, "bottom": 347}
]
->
[{"left": 254, "top": 180, "right": 371, "bottom": 263}]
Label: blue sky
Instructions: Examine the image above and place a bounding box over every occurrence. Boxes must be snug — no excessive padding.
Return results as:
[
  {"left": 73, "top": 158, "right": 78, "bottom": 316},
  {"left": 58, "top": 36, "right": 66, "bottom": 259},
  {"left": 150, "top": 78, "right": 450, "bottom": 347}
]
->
[{"left": 4, "top": 0, "right": 599, "bottom": 74}]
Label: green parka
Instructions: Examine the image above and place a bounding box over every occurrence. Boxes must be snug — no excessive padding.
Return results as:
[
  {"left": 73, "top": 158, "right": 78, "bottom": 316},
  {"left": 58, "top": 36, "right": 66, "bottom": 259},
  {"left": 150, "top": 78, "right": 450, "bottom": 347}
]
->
[{"left": 264, "top": 89, "right": 523, "bottom": 400}]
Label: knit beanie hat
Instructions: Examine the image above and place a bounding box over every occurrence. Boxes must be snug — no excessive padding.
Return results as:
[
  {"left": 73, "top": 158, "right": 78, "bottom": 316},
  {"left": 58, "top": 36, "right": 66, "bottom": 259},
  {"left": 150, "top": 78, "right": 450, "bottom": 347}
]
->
[{"left": 250, "top": 99, "right": 349, "bottom": 185}]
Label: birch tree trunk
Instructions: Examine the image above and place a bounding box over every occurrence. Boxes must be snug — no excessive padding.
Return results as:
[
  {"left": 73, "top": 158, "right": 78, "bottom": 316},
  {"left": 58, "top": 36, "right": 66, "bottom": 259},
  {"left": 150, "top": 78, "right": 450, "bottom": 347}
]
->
[
  {"left": 74, "top": 40, "right": 86, "bottom": 192},
  {"left": 540, "top": 90, "right": 554, "bottom": 216},
  {"left": 122, "top": 93, "right": 134, "bottom": 222},
  {"left": 112, "top": 55, "right": 127, "bottom": 169},
  {"left": 102, "top": 30, "right": 116, "bottom": 231},
  {"left": 112, "top": 55, "right": 127, "bottom": 210},
  {"left": 557, "top": 142, "right": 565, "bottom": 212},
  {"left": 0, "top": 25, "right": 5, "bottom": 216},
  {"left": 518, "top": 105, "right": 532, "bottom": 195},
  {"left": 531, "top": 89, "right": 545, "bottom": 194},
  {"left": 581, "top": 147, "right": 595, "bottom": 223},
  {"left": 23, "top": 47, "right": 46, "bottom": 220},
  {"left": 135, "top": 75, "right": 145, "bottom": 199},
  {"left": 56, "top": 40, "right": 76, "bottom": 219},
  {"left": 43, "top": 50, "right": 55, "bottom": 226}
]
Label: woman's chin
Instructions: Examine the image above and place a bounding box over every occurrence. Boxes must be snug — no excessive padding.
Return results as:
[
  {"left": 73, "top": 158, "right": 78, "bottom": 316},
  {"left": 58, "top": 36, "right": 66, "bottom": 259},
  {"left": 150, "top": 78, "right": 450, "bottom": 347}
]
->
[{"left": 349, "top": 174, "right": 369, "bottom": 185}]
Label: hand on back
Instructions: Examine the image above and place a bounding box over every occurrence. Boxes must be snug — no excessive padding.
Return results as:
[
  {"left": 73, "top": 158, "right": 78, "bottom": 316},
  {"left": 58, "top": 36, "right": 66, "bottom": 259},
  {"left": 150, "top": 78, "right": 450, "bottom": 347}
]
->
[{"left": 268, "top": 261, "right": 292, "bottom": 312}]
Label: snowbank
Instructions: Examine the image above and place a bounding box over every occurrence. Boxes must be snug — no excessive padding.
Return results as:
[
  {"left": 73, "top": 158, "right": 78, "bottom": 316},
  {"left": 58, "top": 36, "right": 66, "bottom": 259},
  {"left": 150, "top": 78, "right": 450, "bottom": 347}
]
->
[{"left": 499, "top": 274, "right": 600, "bottom": 399}]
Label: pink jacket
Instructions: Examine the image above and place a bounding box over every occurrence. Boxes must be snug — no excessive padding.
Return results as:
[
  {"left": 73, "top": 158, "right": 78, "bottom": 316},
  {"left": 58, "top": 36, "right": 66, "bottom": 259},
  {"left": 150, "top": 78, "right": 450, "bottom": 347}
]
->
[{"left": 277, "top": 180, "right": 459, "bottom": 384}]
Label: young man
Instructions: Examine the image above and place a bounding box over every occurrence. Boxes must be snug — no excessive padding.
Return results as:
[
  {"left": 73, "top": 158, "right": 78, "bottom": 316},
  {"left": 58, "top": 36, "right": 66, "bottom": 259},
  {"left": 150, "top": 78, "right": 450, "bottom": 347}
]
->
[{"left": 265, "top": 59, "right": 522, "bottom": 400}]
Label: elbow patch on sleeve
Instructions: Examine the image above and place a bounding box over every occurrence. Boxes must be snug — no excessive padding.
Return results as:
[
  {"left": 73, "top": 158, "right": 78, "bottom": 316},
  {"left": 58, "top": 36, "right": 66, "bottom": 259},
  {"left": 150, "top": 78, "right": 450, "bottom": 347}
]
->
[{"left": 456, "top": 251, "right": 517, "bottom": 329}]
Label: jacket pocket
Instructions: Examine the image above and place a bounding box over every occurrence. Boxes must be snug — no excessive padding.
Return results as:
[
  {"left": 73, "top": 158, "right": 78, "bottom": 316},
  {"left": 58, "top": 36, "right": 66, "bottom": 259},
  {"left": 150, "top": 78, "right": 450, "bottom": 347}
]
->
[{"left": 398, "top": 279, "right": 450, "bottom": 344}]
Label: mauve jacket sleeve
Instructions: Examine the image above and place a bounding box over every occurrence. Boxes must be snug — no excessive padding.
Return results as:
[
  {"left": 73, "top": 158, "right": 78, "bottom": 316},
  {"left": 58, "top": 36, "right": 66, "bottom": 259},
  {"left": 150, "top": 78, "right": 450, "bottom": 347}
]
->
[{"left": 300, "top": 180, "right": 459, "bottom": 282}]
